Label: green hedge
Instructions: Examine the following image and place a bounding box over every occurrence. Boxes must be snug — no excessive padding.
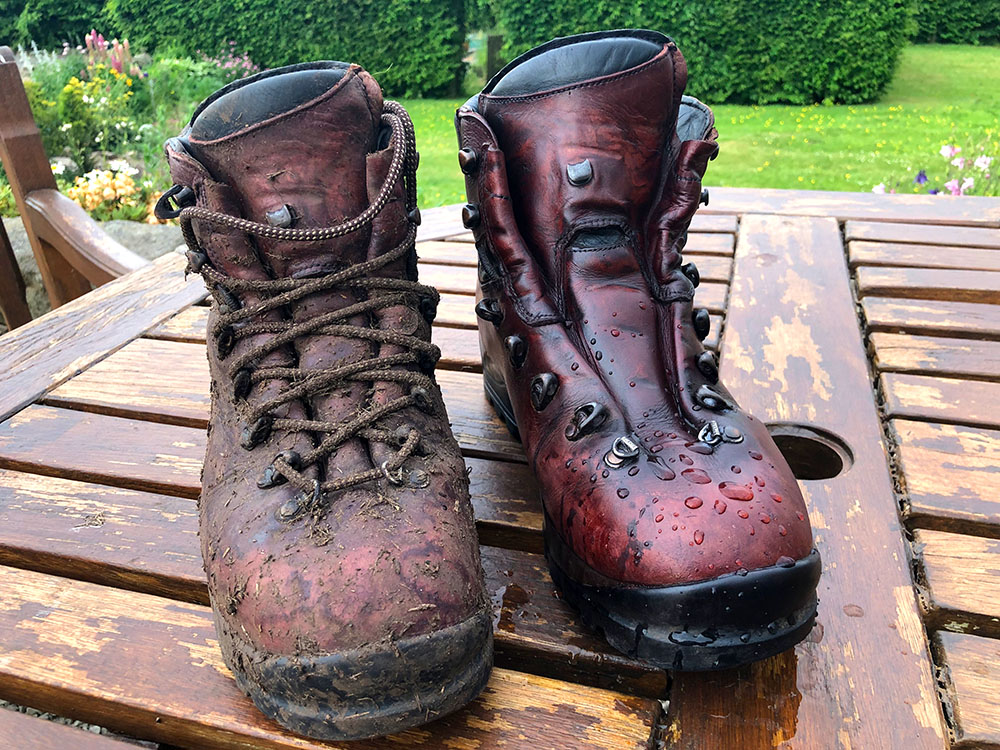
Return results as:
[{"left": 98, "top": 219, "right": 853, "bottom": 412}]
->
[
  {"left": 913, "top": 0, "right": 1000, "bottom": 44},
  {"left": 105, "top": 0, "right": 466, "bottom": 97},
  {"left": 494, "top": 0, "right": 912, "bottom": 104},
  {"left": 11, "top": 0, "right": 105, "bottom": 49}
]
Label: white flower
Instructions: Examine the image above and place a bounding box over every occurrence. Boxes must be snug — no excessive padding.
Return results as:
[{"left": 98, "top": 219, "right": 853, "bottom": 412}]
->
[
  {"left": 974, "top": 155, "right": 993, "bottom": 171},
  {"left": 108, "top": 159, "right": 139, "bottom": 176},
  {"left": 940, "top": 144, "right": 961, "bottom": 159},
  {"left": 59, "top": 122, "right": 73, "bottom": 132},
  {"left": 50, "top": 161, "right": 66, "bottom": 175},
  {"left": 951, "top": 157, "right": 966, "bottom": 169},
  {"left": 871, "top": 183, "right": 886, "bottom": 194},
  {"left": 961, "top": 176, "right": 975, "bottom": 192}
]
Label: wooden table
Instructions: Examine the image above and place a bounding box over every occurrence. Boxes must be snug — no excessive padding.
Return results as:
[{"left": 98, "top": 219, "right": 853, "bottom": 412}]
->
[{"left": 0, "top": 186, "right": 998, "bottom": 749}]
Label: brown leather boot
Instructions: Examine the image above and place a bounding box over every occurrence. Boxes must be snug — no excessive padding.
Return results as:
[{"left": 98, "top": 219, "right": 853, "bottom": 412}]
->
[
  {"left": 456, "top": 31, "right": 820, "bottom": 671},
  {"left": 157, "top": 62, "right": 492, "bottom": 739}
]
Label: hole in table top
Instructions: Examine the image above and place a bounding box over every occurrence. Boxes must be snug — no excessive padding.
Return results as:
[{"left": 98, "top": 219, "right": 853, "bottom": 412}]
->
[{"left": 766, "top": 423, "right": 853, "bottom": 480}]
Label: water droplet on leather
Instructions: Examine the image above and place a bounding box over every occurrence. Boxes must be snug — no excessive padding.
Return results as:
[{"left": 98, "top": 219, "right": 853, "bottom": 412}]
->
[
  {"left": 611, "top": 329, "right": 621, "bottom": 337},
  {"left": 595, "top": 351, "right": 603, "bottom": 361},
  {"left": 731, "top": 465, "right": 742, "bottom": 474},
  {"left": 771, "top": 493, "right": 783, "bottom": 503},
  {"left": 719, "top": 482, "right": 754, "bottom": 501},
  {"left": 681, "top": 468, "right": 711, "bottom": 484},
  {"left": 755, "top": 475, "right": 766, "bottom": 487},
  {"left": 629, "top": 381, "right": 636, "bottom": 387},
  {"left": 639, "top": 302, "right": 646, "bottom": 309},
  {"left": 602, "top": 469, "right": 610, "bottom": 478},
  {"left": 650, "top": 444, "right": 663, "bottom": 454},
  {"left": 688, "top": 442, "right": 713, "bottom": 455},
  {"left": 612, "top": 311, "right": 617, "bottom": 317},
  {"left": 590, "top": 338, "right": 597, "bottom": 345},
  {"left": 714, "top": 499, "right": 727, "bottom": 514},
  {"left": 737, "top": 509, "right": 749, "bottom": 519},
  {"left": 776, "top": 555, "right": 796, "bottom": 568},
  {"left": 684, "top": 497, "right": 704, "bottom": 509},
  {"left": 679, "top": 454, "right": 693, "bottom": 466},
  {"left": 655, "top": 513, "right": 664, "bottom": 523},
  {"left": 779, "top": 524, "right": 787, "bottom": 536},
  {"left": 749, "top": 451, "right": 763, "bottom": 460},
  {"left": 571, "top": 362, "right": 579, "bottom": 371},
  {"left": 627, "top": 466, "right": 639, "bottom": 476},
  {"left": 617, "top": 488, "right": 630, "bottom": 499},
  {"left": 760, "top": 513, "right": 771, "bottom": 524},
  {"left": 796, "top": 511, "right": 805, "bottom": 521},
  {"left": 694, "top": 530, "right": 705, "bottom": 545},
  {"left": 672, "top": 524, "right": 678, "bottom": 531},
  {"left": 650, "top": 462, "right": 675, "bottom": 481},
  {"left": 749, "top": 527, "right": 755, "bottom": 536},
  {"left": 590, "top": 474, "right": 598, "bottom": 483}
]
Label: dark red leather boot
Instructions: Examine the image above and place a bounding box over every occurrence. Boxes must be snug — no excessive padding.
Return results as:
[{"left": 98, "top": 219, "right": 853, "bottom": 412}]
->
[
  {"left": 456, "top": 30, "right": 820, "bottom": 671},
  {"left": 158, "top": 62, "right": 492, "bottom": 739}
]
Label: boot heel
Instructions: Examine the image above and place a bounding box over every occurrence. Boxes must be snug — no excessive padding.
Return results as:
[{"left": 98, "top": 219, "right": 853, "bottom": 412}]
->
[{"left": 483, "top": 369, "right": 521, "bottom": 441}]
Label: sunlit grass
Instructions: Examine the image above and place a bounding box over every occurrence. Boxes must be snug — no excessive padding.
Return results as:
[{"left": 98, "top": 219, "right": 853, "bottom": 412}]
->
[{"left": 404, "top": 44, "right": 1000, "bottom": 207}]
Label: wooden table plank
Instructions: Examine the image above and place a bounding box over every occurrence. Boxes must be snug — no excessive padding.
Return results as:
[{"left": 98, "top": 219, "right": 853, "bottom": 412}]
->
[
  {"left": 893, "top": 420, "right": 1000, "bottom": 538},
  {"left": 846, "top": 220, "right": 1000, "bottom": 248},
  {"left": 856, "top": 267, "right": 1000, "bottom": 304},
  {"left": 0, "top": 254, "right": 204, "bottom": 423},
  {"left": 863, "top": 297, "right": 1000, "bottom": 341},
  {"left": 701, "top": 188, "right": 1000, "bottom": 226},
  {"left": 0, "top": 709, "right": 138, "bottom": 750},
  {"left": 0, "top": 564, "right": 661, "bottom": 750},
  {"left": 667, "top": 215, "right": 947, "bottom": 749},
  {"left": 0, "top": 466, "right": 662, "bottom": 697},
  {"left": 936, "top": 631, "right": 1000, "bottom": 749},
  {"left": 871, "top": 332, "right": 1000, "bottom": 381},
  {"left": 882, "top": 373, "right": 1000, "bottom": 430},
  {"left": 0, "top": 406, "right": 541, "bottom": 547},
  {"left": 914, "top": 529, "right": 1000, "bottom": 637},
  {"left": 849, "top": 241, "right": 1000, "bottom": 272}
]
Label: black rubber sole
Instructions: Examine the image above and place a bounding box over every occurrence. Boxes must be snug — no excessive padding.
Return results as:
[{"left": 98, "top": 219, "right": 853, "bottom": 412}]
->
[
  {"left": 219, "top": 608, "right": 493, "bottom": 740},
  {"left": 483, "top": 371, "right": 821, "bottom": 671}
]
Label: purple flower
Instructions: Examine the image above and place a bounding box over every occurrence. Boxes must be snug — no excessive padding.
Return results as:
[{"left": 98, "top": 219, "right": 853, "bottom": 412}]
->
[
  {"left": 914, "top": 170, "right": 928, "bottom": 185},
  {"left": 928, "top": 189, "right": 939, "bottom": 195}
]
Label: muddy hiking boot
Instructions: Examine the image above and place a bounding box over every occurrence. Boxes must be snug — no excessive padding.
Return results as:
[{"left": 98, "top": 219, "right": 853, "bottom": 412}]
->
[
  {"left": 457, "top": 30, "right": 821, "bottom": 671},
  {"left": 157, "top": 62, "right": 492, "bottom": 739}
]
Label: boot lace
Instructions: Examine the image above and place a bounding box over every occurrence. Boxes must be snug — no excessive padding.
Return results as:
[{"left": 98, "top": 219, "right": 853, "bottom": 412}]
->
[{"left": 177, "top": 101, "right": 439, "bottom": 500}]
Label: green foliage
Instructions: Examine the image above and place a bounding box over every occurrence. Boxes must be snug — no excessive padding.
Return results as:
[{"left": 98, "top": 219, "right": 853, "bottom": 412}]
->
[
  {"left": 107, "top": 0, "right": 467, "bottom": 97},
  {"left": 913, "top": 0, "right": 1000, "bottom": 44},
  {"left": 494, "top": 0, "right": 912, "bottom": 105},
  {"left": 14, "top": 0, "right": 105, "bottom": 49},
  {"left": 0, "top": 1, "right": 26, "bottom": 46}
]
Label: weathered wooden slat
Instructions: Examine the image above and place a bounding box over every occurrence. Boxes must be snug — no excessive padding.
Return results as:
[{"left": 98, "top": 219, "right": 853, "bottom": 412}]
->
[
  {"left": 846, "top": 220, "right": 1000, "bottom": 248},
  {"left": 936, "top": 631, "right": 1000, "bottom": 749},
  {"left": 414, "top": 204, "right": 467, "bottom": 242},
  {"left": 701, "top": 189, "right": 1000, "bottom": 226},
  {"left": 863, "top": 297, "right": 1000, "bottom": 341},
  {"left": 0, "top": 467, "right": 663, "bottom": 697},
  {"left": 0, "top": 565, "right": 661, "bottom": 750},
  {"left": 0, "top": 406, "right": 538, "bottom": 546},
  {"left": 856, "top": 267, "right": 1000, "bottom": 304},
  {"left": 412, "top": 262, "right": 478, "bottom": 294},
  {"left": 914, "top": 529, "right": 1000, "bottom": 637},
  {"left": 871, "top": 332, "right": 1000, "bottom": 381},
  {"left": 893, "top": 419, "right": 1000, "bottom": 538},
  {"left": 667, "top": 215, "right": 946, "bottom": 748},
  {"left": 442, "top": 213, "right": 739, "bottom": 242},
  {"left": 0, "top": 709, "right": 136, "bottom": 750},
  {"left": 39, "top": 339, "right": 526, "bottom": 461},
  {"left": 849, "top": 241, "right": 1000, "bottom": 272},
  {"left": 0, "top": 254, "right": 204, "bottom": 423},
  {"left": 882, "top": 373, "right": 1000, "bottom": 430}
]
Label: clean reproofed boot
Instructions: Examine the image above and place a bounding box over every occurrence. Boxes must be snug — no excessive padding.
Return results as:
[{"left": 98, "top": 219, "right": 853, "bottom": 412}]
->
[
  {"left": 456, "top": 30, "right": 820, "bottom": 670},
  {"left": 158, "top": 61, "right": 492, "bottom": 739}
]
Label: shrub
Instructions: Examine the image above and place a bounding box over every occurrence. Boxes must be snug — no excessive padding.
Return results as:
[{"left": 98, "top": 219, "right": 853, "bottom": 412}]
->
[
  {"left": 913, "top": 0, "right": 1000, "bottom": 44},
  {"left": 13, "top": 0, "right": 106, "bottom": 49},
  {"left": 107, "top": 0, "right": 467, "bottom": 97},
  {"left": 493, "top": 0, "right": 912, "bottom": 104},
  {"left": 0, "top": 1, "right": 25, "bottom": 47}
]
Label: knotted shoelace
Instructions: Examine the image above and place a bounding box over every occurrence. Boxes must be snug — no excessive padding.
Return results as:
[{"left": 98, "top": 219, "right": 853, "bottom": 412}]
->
[{"left": 177, "top": 101, "right": 441, "bottom": 502}]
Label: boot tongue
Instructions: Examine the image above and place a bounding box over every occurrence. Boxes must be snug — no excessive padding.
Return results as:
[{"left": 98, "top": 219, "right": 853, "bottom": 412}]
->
[
  {"left": 479, "top": 32, "right": 684, "bottom": 284},
  {"left": 185, "top": 63, "right": 384, "bottom": 278}
]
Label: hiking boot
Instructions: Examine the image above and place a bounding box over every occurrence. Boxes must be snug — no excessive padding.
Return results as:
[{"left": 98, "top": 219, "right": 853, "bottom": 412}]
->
[
  {"left": 158, "top": 61, "right": 492, "bottom": 739},
  {"left": 456, "top": 30, "right": 820, "bottom": 671}
]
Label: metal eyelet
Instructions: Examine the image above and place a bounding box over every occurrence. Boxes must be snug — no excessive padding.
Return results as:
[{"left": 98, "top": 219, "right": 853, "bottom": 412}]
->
[
  {"left": 682, "top": 262, "right": 701, "bottom": 288},
  {"left": 529, "top": 373, "right": 559, "bottom": 411},
  {"left": 475, "top": 298, "right": 503, "bottom": 326},
  {"left": 692, "top": 308, "right": 711, "bottom": 341},
  {"left": 505, "top": 335, "right": 527, "bottom": 369},
  {"left": 233, "top": 368, "right": 253, "bottom": 400},
  {"left": 565, "top": 402, "right": 610, "bottom": 441},
  {"left": 462, "top": 203, "right": 481, "bottom": 229},
  {"left": 567, "top": 159, "right": 593, "bottom": 186},
  {"left": 410, "top": 386, "right": 433, "bottom": 412},
  {"left": 696, "top": 384, "right": 731, "bottom": 411},
  {"left": 185, "top": 249, "right": 209, "bottom": 273},
  {"left": 419, "top": 296, "right": 437, "bottom": 323},
  {"left": 458, "top": 148, "right": 479, "bottom": 174},
  {"left": 604, "top": 434, "right": 641, "bottom": 468},
  {"left": 216, "top": 326, "right": 236, "bottom": 358},
  {"left": 258, "top": 450, "right": 302, "bottom": 489},
  {"left": 240, "top": 414, "right": 273, "bottom": 450},
  {"left": 698, "top": 420, "right": 722, "bottom": 446},
  {"left": 697, "top": 351, "right": 719, "bottom": 382}
]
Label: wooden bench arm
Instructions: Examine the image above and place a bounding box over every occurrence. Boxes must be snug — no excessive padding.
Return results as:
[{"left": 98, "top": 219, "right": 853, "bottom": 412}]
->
[{"left": 25, "top": 189, "right": 148, "bottom": 285}]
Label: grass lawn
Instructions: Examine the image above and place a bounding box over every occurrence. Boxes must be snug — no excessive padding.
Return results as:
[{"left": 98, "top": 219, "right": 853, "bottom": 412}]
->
[{"left": 403, "top": 44, "right": 1000, "bottom": 207}]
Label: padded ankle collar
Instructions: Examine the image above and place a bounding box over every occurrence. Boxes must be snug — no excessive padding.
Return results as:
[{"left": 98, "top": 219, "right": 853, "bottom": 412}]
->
[
  {"left": 484, "top": 29, "right": 670, "bottom": 98},
  {"left": 188, "top": 61, "right": 351, "bottom": 141}
]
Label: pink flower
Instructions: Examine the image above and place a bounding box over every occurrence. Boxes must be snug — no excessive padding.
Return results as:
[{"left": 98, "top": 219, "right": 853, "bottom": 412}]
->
[
  {"left": 871, "top": 183, "right": 886, "bottom": 194},
  {"left": 974, "top": 155, "right": 993, "bottom": 171},
  {"left": 951, "top": 157, "right": 966, "bottom": 169},
  {"left": 940, "top": 144, "right": 961, "bottom": 159},
  {"left": 944, "top": 179, "right": 962, "bottom": 196}
]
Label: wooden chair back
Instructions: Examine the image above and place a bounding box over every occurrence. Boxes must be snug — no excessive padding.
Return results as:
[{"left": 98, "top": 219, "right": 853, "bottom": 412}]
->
[{"left": 0, "top": 45, "right": 145, "bottom": 330}]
